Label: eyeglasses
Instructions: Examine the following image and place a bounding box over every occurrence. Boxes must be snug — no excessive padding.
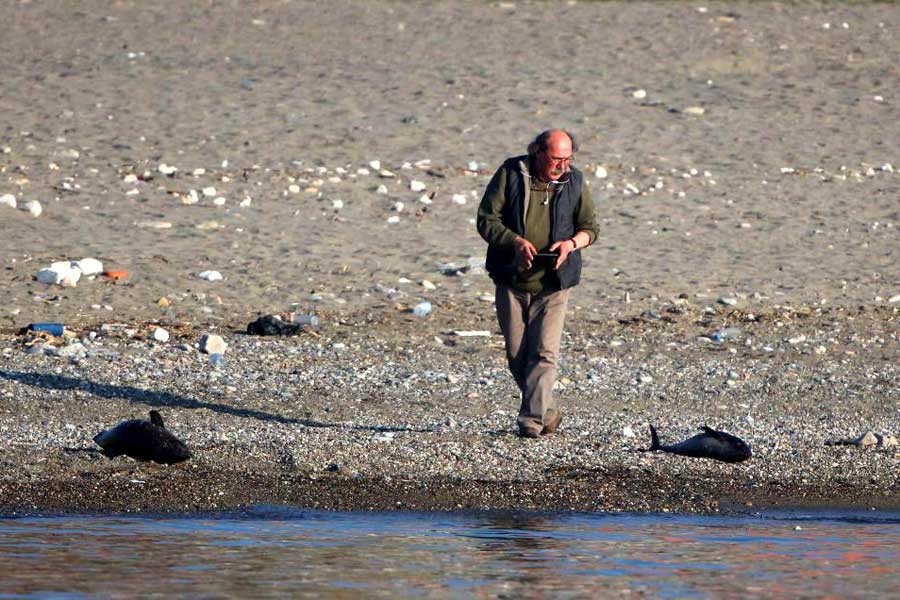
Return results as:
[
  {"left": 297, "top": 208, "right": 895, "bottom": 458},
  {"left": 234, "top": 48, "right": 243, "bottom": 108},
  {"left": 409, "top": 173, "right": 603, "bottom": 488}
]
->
[{"left": 545, "top": 153, "right": 574, "bottom": 167}]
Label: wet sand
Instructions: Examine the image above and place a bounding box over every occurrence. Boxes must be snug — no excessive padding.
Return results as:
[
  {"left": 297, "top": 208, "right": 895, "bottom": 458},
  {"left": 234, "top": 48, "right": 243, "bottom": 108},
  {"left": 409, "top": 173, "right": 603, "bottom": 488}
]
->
[{"left": 1, "top": 1, "right": 898, "bottom": 515}]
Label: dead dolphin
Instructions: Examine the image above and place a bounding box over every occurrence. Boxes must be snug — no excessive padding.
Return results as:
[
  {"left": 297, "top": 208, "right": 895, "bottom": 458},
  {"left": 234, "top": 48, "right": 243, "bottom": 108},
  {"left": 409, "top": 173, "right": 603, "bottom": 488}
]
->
[
  {"left": 93, "top": 410, "right": 192, "bottom": 464},
  {"left": 645, "top": 424, "right": 751, "bottom": 463}
]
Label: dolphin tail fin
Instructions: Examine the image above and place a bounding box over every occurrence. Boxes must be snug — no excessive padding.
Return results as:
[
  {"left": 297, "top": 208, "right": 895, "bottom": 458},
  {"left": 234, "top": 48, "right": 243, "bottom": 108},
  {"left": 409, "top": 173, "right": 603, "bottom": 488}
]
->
[
  {"left": 149, "top": 410, "right": 165, "bottom": 428},
  {"left": 649, "top": 424, "right": 661, "bottom": 451}
]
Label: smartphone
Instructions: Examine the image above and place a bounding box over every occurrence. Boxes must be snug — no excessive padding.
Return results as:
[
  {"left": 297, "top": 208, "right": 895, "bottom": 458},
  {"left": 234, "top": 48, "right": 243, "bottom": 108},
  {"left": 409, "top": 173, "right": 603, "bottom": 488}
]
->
[{"left": 532, "top": 251, "right": 559, "bottom": 268}]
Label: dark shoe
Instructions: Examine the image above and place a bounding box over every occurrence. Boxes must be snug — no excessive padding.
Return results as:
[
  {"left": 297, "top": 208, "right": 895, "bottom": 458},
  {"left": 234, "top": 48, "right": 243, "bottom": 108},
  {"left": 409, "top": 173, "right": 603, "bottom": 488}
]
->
[
  {"left": 517, "top": 423, "right": 541, "bottom": 438},
  {"left": 541, "top": 409, "right": 562, "bottom": 435}
]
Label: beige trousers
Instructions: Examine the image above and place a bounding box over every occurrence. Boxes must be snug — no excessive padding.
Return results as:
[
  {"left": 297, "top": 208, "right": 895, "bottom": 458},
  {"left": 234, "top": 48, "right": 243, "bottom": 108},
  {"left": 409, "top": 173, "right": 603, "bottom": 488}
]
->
[{"left": 495, "top": 284, "right": 571, "bottom": 429}]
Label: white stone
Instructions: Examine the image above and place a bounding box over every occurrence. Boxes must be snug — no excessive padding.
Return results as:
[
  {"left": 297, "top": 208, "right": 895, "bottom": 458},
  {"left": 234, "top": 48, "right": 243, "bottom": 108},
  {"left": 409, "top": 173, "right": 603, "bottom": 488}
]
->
[
  {"left": 379, "top": 169, "right": 396, "bottom": 178},
  {"left": 622, "top": 426, "right": 635, "bottom": 438},
  {"left": 22, "top": 200, "right": 42, "bottom": 217},
  {"left": 332, "top": 199, "right": 344, "bottom": 209},
  {"left": 288, "top": 184, "right": 301, "bottom": 194},
  {"left": 158, "top": 163, "right": 177, "bottom": 175},
  {"left": 137, "top": 221, "right": 172, "bottom": 229},
  {"left": 59, "top": 267, "right": 81, "bottom": 287},
  {"left": 376, "top": 184, "right": 388, "bottom": 195},
  {"left": 387, "top": 215, "right": 400, "bottom": 224},
  {"left": 594, "top": 166, "right": 607, "bottom": 179},
  {"left": 202, "top": 186, "right": 217, "bottom": 197},
  {"left": 74, "top": 257, "right": 103, "bottom": 276},
  {"left": 780, "top": 167, "right": 795, "bottom": 174},
  {"left": 198, "top": 270, "right": 223, "bottom": 281},
  {"left": 718, "top": 296, "right": 738, "bottom": 306},
  {"left": 887, "top": 294, "right": 900, "bottom": 304},
  {"left": 199, "top": 333, "right": 227, "bottom": 355},
  {"left": 213, "top": 196, "right": 226, "bottom": 206},
  {"left": 152, "top": 327, "right": 170, "bottom": 342},
  {"left": 422, "top": 279, "right": 436, "bottom": 290},
  {"left": 467, "top": 161, "right": 479, "bottom": 171},
  {"left": 684, "top": 106, "right": 705, "bottom": 115},
  {"left": 393, "top": 201, "right": 404, "bottom": 212},
  {"left": 239, "top": 197, "right": 252, "bottom": 207},
  {"left": 410, "top": 180, "right": 426, "bottom": 192},
  {"left": 632, "top": 89, "right": 647, "bottom": 99},
  {"left": 192, "top": 168, "right": 206, "bottom": 176},
  {"left": 788, "top": 335, "right": 806, "bottom": 345},
  {"left": 357, "top": 168, "right": 370, "bottom": 176},
  {"left": 368, "top": 160, "right": 381, "bottom": 170},
  {"left": 451, "top": 194, "right": 467, "bottom": 205},
  {"left": 418, "top": 193, "right": 432, "bottom": 205},
  {"left": 0, "top": 193, "right": 15, "bottom": 208},
  {"left": 182, "top": 189, "right": 200, "bottom": 205}
]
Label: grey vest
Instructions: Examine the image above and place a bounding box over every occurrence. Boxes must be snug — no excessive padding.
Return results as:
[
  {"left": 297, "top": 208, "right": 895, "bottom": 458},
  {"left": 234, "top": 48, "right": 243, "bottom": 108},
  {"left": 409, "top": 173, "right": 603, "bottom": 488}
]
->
[{"left": 485, "top": 155, "right": 584, "bottom": 289}]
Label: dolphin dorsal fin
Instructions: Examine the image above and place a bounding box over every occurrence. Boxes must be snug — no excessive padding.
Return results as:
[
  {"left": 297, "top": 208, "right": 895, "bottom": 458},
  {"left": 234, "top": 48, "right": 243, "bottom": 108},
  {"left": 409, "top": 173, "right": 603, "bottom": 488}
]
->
[
  {"left": 149, "top": 410, "right": 165, "bottom": 428},
  {"left": 700, "top": 425, "right": 723, "bottom": 439}
]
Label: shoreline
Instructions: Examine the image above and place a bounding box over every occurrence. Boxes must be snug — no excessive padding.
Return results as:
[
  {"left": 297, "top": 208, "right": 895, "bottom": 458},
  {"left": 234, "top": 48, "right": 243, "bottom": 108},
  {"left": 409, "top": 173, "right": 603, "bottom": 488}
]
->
[{"left": 3, "top": 461, "right": 899, "bottom": 518}]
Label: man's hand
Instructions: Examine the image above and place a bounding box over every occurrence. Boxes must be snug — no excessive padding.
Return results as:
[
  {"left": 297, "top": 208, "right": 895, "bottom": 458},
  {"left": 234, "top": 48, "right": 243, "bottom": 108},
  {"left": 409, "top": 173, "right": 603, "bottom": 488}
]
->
[
  {"left": 549, "top": 238, "right": 577, "bottom": 270},
  {"left": 513, "top": 237, "right": 537, "bottom": 269}
]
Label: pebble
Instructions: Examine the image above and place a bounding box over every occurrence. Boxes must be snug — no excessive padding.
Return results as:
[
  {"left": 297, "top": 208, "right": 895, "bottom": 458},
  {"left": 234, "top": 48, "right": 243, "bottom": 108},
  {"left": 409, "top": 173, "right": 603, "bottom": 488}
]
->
[
  {"left": 387, "top": 216, "right": 400, "bottom": 224},
  {"left": 202, "top": 186, "right": 217, "bottom": 197},
  {"left": 22, "top": 200, "right": 42, "bottom": 217},
  {"left": 410, "top": 180, "right": 426, "bottom": 192},
  {"left": 198, "top": 270, "right": 223, "bottom": 282},
  {"left": 422, "top": 280, "right": 437, "bottom": 290},
  {"left": 158, "top": 163, "right": 178, "bottom": 175},
  {"left": 683, "top": 106, "right": 706, "bottom": 115},
  {"left": 718, "top": 297, "right": 738, "bottom": 306},
  {"left": 451, "top": 194, "right": 467, "bottom": 205},
  {"left": 594, "top": 166, "right": 608, "bottom": 179},
  {"left": 412, "top": 301, "right": 432, "bottom": 317},
  {"left": 199, "top": 333, "right": 228, "bottom": 355},
  {"left": 368, "top": 160, "right": 381, "bottom": 171},
  {"left": 633, "top": 89, "right": 647, "bottom": 99},
  {"left": 137, "top": 221, "right": 173, "bottom": 229},
  {"left": 418, "top": 193, "right": 432, "bottom": 205},
  {"left": 376, "top": 184, "right": 388, "bottom": 195},
  {"left": 392, "top": 201, "right": 404, "bottom": 212},
  {"left": 0, "top": 193, "right": 16, "bottom": 208},
  {"left": 239, "top": 197, "right": 252, "bottom": 207},
  {"left": 888, "top": 294, "right": 900, "bottom": 304},
  {"left": 152, "top": 327, "right": 170, "bottom": 343},
  {"left": 332, "top": 199, "right": 344, "bottom": 210}
]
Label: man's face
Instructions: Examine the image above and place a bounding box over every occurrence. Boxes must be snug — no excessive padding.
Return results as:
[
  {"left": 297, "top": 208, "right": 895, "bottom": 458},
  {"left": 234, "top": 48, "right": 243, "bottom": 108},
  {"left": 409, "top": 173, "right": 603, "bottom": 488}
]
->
[{"left": 535, "top": 134, "right": 574, "bottom": 182}]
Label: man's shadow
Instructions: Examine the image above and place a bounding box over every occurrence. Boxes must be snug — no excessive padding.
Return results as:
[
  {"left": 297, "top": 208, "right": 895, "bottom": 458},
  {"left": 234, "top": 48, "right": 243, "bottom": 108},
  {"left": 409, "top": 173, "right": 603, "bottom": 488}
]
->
[{"left": 0, "top": 369, "right": 430, "bottom": 434}]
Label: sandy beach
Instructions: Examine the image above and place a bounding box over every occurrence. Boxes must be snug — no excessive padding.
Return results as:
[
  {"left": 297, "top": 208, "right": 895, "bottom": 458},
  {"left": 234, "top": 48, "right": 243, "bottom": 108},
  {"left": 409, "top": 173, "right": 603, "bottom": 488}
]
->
[{"left": 1, "top": 0, "right": 898, "bottom": 515}]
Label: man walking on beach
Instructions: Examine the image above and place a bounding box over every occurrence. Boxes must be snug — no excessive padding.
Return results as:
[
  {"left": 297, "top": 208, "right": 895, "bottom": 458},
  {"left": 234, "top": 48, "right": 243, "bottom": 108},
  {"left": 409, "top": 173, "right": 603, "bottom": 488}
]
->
[{"left": 476, "top": 129, "right": 598, "bottom": 438}]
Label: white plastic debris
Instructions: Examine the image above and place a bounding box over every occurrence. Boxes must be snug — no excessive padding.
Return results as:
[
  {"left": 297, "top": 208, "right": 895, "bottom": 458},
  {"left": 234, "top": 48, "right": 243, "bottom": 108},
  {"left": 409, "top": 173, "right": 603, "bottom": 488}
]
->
[
  {"left": 198, "top": 270, "right": 223, "bottom": 282},
  {"left": 74, "top": 257, "right": 104, "bottom": 277}
]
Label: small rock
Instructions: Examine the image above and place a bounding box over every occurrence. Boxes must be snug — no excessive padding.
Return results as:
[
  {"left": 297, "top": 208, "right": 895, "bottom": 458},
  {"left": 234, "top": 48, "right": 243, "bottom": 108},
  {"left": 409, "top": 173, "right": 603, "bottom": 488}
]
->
[
  {"left": 199, "top": 333, "right": 228, "bottom": 355},
  {"left": 22, "top": 200, "right": 42, "bottom": 217},
  {"left": 856, "top": 431, "right": 878, "bottom": 448},
  {"left": 421, "top": 280, "right": 437, "bottom": 290},
  {"left": 0, "top": 193, "right": 16, "bottom": 208},
  {"left": 152, "top": 327, "right": 169, "bottom": 343},
  {"left": 198, "top": 270, "right": 223, "bottom": 282},
  {"left": 632, "top": 89, "right": 647, "bottom": 99},
  {"left": 718, "top": 297, "right": 738, "bottom": 306},
  {"left": 451, "top": 194, "right": 467, "bottom": 205},
  {"left": 683, "top": 106, "right": 705, "bottom": 115},
  {"left": 410, "top": 180, "right": 426, "bottom": 192},
  {"left": 594, "top": 166, "right": 608, "bottom": 179}
]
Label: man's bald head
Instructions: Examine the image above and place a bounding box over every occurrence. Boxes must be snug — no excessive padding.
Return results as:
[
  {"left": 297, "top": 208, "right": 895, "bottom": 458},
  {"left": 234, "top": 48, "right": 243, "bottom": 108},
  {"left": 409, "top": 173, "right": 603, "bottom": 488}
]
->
[{"left": 528, "top": 129, "right": 578, "bottom": 182}]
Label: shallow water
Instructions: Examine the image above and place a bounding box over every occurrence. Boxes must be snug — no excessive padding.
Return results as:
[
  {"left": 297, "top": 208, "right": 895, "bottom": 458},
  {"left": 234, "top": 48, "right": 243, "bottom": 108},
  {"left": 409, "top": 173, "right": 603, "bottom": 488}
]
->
[{"left": 1, "top": 507, "right": 898, "bottom": 598}]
